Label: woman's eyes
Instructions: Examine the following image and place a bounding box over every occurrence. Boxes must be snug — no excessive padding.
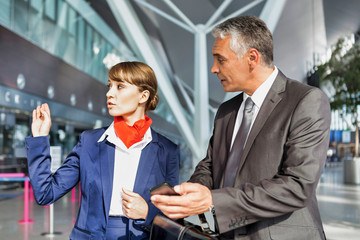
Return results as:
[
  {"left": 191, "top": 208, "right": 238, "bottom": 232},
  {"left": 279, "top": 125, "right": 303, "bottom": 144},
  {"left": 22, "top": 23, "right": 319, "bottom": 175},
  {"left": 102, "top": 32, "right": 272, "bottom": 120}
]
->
[{"left": 107, "top": 83, "right": 124, "bottom": 89}]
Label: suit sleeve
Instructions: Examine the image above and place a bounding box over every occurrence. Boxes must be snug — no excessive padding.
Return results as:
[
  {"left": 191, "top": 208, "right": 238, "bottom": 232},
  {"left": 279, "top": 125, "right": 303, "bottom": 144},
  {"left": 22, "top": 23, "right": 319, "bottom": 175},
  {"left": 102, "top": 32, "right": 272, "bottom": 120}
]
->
[
  {"left": 188, "top": 110, "right": 224, "bottom": 189},
  {"left": 26, "top": 134, "right": 81, "bottom": 205},
  {"left": 211, "top": 88, "right": 331, "bottom": 234},
  {"left": 188, "top": 138, "right": 214, "bottom": 189}
]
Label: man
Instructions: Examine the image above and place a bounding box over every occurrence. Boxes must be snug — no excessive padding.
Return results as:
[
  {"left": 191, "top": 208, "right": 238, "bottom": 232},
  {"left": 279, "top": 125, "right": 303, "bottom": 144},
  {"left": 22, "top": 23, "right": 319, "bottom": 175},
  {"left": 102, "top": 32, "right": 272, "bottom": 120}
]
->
[{"left": 151, "top": 15, "right": 330, "bottom": 240}]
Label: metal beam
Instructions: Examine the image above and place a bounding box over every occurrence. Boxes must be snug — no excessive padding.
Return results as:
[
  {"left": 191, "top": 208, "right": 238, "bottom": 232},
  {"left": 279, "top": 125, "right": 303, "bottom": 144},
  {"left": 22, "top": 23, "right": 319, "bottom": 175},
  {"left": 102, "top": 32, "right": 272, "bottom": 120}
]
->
[
  {"left": 135, "top": 0, "right": 194, "bottom": 33},
  {"left": 207, "top": 0, "right": 264, "bottom": 34},
  {"left": 194, "top": 24, "right": 210, "bottom": 158},
  {"left": 161, "top": 0, "right": 211, "bottom": 159},
  {"left": 66, "top": 0, "right": 131, "bottom": 55},
  {"left": 163, "top": 0, "right": 197, "bottom": 32},
  {"left": 259, "top": 0, "right": 287, "bottom": 32},
  {"left": 106, "top": 0, "right": 201, "bottom": 159},
  {"left": 205, "top": 0, "right": 233, "bottom": 29},
  {"left": 174, "top": 75, "right": 195, "bottom": 115}
]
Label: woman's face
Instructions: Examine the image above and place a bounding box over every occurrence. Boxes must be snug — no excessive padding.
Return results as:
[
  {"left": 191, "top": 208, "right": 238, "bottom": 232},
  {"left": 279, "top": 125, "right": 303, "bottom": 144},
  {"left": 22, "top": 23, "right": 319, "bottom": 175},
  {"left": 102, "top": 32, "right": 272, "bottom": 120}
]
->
[{"left": 106, "top": 79, "right": 146, "bottom": 123}]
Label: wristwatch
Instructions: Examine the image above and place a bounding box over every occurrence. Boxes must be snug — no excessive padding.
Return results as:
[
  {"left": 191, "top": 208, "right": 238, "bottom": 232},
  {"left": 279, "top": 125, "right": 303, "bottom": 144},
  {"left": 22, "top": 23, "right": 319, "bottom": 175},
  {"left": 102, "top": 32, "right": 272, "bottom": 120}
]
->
[{"left": 209, "top": 204, "right": 215, "bottom": 215}]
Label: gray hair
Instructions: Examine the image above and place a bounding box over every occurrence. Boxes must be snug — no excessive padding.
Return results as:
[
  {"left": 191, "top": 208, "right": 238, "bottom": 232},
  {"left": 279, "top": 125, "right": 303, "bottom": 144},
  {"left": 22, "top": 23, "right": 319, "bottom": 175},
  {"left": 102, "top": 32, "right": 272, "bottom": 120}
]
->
[{"left": 212, "top": 15, "right": 274, "bottom": 67}]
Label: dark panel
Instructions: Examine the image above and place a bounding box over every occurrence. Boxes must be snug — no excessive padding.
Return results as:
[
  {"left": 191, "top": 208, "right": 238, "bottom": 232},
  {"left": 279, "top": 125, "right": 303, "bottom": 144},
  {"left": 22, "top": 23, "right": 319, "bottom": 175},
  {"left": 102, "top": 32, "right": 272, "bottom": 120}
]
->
[{"left": 0, "top": 25, "right": 107, "bottom": 116}]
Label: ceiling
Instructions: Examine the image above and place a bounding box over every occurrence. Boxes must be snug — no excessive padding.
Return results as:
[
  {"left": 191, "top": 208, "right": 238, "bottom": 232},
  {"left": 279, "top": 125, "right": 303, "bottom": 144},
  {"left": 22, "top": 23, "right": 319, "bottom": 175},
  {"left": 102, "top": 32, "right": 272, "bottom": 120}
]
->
[{"left": 86, "top": 0, "right": 360, "bottom": 108}]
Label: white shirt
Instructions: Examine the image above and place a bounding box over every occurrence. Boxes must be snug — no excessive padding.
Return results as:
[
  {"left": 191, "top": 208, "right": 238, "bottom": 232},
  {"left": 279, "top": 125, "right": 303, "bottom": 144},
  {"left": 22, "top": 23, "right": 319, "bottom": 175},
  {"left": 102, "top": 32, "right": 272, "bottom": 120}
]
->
[
  {"left": 230, "top": 67, "right": 279, "bottom": 150},
  {"left": 97, "top": 122, "right": 152, "bottom": 216}
]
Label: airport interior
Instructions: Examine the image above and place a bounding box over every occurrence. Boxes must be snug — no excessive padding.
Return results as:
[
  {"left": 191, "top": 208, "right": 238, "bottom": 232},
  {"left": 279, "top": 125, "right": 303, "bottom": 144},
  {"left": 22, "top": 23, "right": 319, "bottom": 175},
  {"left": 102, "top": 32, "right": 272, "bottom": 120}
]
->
[{"left": 0, "top": 0, "right": 360, "bottom": 239}]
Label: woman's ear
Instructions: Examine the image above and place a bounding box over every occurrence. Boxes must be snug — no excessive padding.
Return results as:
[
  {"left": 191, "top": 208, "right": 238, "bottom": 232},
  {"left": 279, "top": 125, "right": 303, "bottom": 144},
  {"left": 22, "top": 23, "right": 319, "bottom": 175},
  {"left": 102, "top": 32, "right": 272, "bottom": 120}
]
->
[{"left": 139, "top": 90, "right": 150, "bottom": 104}]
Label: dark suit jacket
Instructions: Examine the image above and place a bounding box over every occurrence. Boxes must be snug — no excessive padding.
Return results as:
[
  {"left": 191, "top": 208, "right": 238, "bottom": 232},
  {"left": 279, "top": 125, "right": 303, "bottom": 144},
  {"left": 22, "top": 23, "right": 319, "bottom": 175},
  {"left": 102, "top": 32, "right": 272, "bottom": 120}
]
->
[
  {"left": 26, "top": 127, "right": 179, "bottom": 240},
  {"left": 190, "top": 71, "right": 330, "bottom": 240}
]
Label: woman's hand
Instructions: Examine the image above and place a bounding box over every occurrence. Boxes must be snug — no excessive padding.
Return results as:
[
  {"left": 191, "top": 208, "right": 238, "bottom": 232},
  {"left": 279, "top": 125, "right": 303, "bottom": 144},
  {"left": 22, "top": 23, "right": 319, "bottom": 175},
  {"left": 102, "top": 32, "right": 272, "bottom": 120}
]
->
[
  {"left": 31, "top": 103, "right": 52, "bottom": 137},
  {"left": 122, "top": 188, "right": 149, "bottom": 220}
]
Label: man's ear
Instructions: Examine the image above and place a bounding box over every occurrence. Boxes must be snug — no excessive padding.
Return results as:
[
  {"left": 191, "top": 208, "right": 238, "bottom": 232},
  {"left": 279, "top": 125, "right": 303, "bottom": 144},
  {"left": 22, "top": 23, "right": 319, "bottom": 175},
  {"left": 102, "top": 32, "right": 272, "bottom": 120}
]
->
[
  {"left": 248, "top": 48, "right": 260, "bottom": 71},
  {"left": 139, "top": 90, "right": 150, "bottom": 104}
]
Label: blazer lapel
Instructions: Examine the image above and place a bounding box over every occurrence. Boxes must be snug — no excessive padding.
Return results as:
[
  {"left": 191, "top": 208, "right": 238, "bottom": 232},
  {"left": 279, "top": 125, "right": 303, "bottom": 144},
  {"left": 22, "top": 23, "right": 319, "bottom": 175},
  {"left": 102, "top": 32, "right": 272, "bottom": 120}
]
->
[
  {"left": 236, "top": 72, "right": 287, "bottom": 176},
  {"left": 99, "top": 140, "right": 115, "bottom": 218},
  {"left": 133, "top": 129, "right": 159, "bottom": 195}
]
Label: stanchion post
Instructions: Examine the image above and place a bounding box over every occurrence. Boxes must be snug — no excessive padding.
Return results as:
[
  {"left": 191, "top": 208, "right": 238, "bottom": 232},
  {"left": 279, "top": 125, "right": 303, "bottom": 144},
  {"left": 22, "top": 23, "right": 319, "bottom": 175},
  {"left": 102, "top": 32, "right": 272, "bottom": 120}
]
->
[
  {"left": 69, "top": 187, "right": 77, "bottom": 202},
  {"left": 78, "top": 183, "right": 81, "bottom": 206},
  {"left": 19, "top": 178, "right": 34, "bottom": 224},
  {"left": 41, "top": 203, "right": 62, "bottom": 237}
]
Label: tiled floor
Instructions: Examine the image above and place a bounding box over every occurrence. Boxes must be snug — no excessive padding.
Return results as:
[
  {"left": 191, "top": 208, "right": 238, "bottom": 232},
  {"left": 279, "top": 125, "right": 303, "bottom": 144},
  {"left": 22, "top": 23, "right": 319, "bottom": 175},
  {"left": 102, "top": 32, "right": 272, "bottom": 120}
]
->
[
  {"left": 1, "top": 163, "right": 359, "bottom": 240},
  {"left": 317, "top": 164, "right": 360, "bottom": 240}
]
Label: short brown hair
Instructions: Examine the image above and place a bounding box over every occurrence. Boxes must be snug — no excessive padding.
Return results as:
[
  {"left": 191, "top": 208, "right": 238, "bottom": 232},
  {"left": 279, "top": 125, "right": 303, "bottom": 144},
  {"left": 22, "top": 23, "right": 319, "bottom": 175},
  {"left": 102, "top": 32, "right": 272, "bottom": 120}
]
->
[{"left": 108, "top": 61, "right": 159, "bottom": 112}]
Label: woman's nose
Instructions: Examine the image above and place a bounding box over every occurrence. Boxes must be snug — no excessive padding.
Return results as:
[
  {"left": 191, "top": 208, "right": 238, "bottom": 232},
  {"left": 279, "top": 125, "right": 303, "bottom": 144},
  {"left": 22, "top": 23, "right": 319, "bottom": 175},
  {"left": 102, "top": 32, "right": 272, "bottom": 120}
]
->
[{"left": 106, "top": 87, "right": 113, "bottom": 98}]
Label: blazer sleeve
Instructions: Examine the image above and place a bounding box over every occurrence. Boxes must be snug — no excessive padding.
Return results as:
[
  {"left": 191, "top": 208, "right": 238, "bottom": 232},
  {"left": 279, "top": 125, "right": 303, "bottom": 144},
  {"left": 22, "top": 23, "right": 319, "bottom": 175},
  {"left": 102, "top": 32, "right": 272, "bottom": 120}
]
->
[
  {"left": 211, "top": 88, "right": 331, "bottom": 234},
  {"left": 26, "top": 134, "right": 81, "bottom": 205},
  {"left": 134, "top": 140, "right": 180, "bottom": 229}
]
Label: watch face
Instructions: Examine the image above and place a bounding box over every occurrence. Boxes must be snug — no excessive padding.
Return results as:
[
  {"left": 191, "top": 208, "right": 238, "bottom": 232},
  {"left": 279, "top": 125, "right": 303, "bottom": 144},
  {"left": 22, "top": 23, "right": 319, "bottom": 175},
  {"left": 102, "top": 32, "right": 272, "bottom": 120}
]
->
[{"left": 210, "top": 205, "right": 215, "bottom": 214}]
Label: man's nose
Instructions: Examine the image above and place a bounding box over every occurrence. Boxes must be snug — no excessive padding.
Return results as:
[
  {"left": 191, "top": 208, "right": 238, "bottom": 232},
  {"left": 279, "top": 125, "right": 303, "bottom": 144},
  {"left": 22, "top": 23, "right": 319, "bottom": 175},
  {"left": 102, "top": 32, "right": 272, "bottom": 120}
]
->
[{"left": 211, "top": 62, "right": 218, "bottom": 74}]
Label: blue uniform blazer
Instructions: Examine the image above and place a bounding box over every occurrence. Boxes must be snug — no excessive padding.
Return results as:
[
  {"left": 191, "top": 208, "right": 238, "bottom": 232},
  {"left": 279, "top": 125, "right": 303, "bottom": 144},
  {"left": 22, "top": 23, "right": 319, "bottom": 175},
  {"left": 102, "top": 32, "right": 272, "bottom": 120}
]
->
[{"left": 26, "top": 127, "right": 180, "bottom": 239}]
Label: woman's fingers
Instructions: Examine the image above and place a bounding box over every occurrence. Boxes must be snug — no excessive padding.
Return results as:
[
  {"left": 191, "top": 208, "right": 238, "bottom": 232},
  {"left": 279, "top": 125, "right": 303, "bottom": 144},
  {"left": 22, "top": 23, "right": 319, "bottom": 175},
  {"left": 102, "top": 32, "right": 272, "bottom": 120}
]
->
[
  {"left": 31, "top": 104, "right": 52, "bottom": 137},
  {"left": 42, "top": 103, "right": 51, "bottom": 118}
]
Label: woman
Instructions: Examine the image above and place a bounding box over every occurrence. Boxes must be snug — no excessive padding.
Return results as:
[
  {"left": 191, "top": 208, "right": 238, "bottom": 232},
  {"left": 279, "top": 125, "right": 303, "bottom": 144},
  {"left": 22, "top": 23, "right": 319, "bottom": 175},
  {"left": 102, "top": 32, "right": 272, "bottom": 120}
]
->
[{"left": 26, "top": 61, "right": 180, "bottom": 239}]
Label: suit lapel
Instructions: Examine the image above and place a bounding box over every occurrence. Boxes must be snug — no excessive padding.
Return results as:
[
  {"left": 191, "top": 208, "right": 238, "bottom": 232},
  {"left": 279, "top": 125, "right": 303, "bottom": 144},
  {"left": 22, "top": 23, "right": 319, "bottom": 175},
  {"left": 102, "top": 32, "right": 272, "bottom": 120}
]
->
[
  {"left": 99, "top": 140, "right": 115, "bottom": 218},
  {"left": 133, "top": 129, "right": 159, "bottom": 195},
  {"left": 236, "top": 72, "right": 287, "bottom": 176},
  {"left": 217, "top": 94, "right": 243, "bottom": 188},
  {"left": 225, "top": 94, "right": 243, "bottom": 150}
]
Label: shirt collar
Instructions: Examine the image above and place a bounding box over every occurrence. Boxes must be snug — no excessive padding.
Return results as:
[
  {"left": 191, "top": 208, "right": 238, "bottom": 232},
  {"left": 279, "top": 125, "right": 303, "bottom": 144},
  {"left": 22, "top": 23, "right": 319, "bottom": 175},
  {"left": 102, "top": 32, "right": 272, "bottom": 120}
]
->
[
  {"left": 98, "top": 122, "right": 152, "bottom": 150},
  {"left": 244, "top": 66, "right": 278, "bottom": 108},
  {"left": 98, "top": 122, "right": 114, "bottom": 143}
]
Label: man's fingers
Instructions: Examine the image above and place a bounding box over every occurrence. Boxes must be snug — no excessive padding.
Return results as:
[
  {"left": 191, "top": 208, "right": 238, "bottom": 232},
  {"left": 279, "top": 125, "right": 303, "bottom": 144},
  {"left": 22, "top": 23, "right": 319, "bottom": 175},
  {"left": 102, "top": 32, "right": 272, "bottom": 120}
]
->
[
  {"left": 152, "top": 204, "right": 189, "bottom": 219},
  {"left": 174, "top": 182, "right": 204, "bottom": 194},
  {"left": 151, "top": 194, "right": 187, "bottom": 206}
]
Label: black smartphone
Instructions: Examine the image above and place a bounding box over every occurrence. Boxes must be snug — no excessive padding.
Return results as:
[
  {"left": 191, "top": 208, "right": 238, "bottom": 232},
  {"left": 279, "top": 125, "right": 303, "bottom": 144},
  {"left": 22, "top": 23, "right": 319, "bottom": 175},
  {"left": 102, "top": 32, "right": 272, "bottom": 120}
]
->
[{"left": 150, "top": 182, "right": 179, "bottom": 196}]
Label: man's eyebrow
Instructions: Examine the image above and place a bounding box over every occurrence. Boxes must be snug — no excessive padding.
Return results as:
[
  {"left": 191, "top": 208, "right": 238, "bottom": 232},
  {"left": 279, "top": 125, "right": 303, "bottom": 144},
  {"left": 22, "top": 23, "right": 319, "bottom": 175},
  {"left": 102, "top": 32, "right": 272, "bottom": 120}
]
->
[{"left": 212, "top": 53, "right": 222, "bottom": 57}]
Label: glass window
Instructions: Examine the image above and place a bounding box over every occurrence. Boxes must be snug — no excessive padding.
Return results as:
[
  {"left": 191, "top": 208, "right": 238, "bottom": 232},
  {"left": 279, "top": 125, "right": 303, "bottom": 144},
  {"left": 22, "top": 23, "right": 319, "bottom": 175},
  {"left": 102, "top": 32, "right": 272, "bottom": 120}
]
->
[
  {"left": 30, "top": 0, "right": 42, "bottom": 12},
  {"left": 68, "top": 6, "right": 76, "bottom": 36},
  {"left": 77, "top": 17, "right": 85, "bottom": 50},
  {"left": 85, "top": 24, "right": 93, "bottom": 71},
  {"left": 45, "top": 0, "right": 56, "bottom": 21},
  {"left": 0, "top": 0, "right": 12, "bottom": 27},
  {"left": 57, "top": 0, "right": 67, "bottom": 29},
  {"left": 14, "top": 0, "right": 29, "bottom": 34}
]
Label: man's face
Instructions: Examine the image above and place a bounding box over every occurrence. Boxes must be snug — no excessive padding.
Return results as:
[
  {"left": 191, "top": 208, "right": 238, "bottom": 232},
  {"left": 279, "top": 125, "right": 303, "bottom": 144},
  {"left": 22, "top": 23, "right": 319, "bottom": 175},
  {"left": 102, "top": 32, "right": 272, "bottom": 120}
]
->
[{"left": 211, "top": 36, "right": 250, "bottom": 92}]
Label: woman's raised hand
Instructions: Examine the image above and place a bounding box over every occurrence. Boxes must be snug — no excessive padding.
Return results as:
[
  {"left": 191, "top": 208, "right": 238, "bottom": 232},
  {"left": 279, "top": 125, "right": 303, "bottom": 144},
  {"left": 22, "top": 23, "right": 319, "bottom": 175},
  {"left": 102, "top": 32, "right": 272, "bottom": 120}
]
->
[{"left": 31, "top": 103, "right": 52, "bottom": 137}]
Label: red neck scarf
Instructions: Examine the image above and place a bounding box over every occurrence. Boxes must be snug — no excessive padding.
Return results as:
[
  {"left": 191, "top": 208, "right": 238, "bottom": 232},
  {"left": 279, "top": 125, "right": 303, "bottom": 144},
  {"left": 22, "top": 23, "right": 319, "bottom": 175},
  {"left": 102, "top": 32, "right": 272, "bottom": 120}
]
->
[{"left": 113, "top": 115, "right": 152, "bottom": 148}]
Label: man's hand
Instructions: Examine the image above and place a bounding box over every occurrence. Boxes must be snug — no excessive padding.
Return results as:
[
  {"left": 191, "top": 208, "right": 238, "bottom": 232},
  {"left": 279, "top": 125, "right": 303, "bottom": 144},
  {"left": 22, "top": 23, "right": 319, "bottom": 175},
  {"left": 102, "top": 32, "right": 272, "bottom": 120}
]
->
[
  {"left": 122, "top": 188, "right": 149, "bottom": 220},
  {"left": 151, "top": 182, "right": 213, "bottom": 219},
  {"left": 31, "top": 103, "right": 51, "bottom": 137}
]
